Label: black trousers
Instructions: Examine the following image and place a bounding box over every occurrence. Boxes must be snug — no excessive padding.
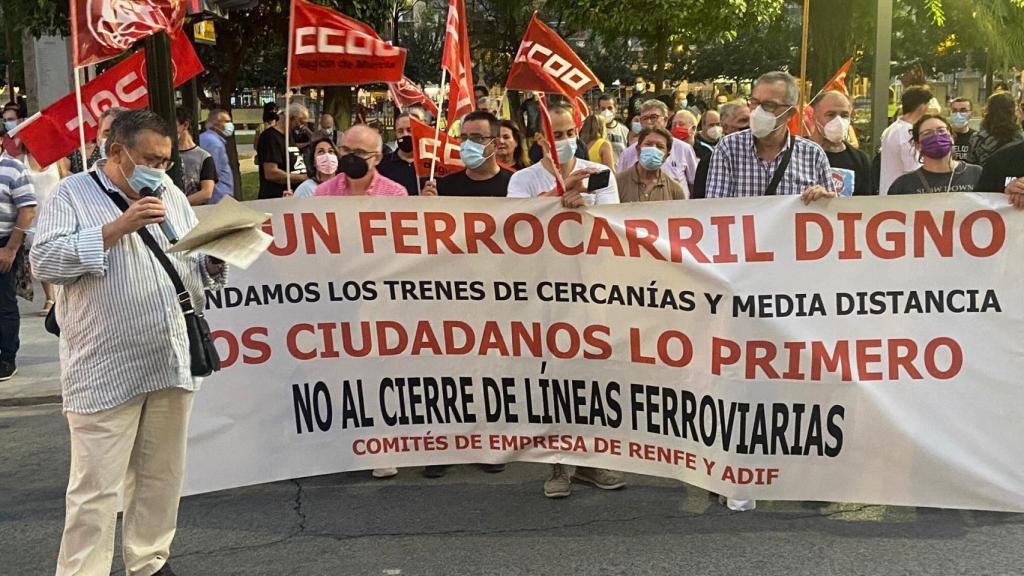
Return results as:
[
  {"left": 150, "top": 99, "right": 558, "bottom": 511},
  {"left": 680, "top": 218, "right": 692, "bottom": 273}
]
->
[{"left": 0, "top": 235, "right": 22, "bottom": 363}]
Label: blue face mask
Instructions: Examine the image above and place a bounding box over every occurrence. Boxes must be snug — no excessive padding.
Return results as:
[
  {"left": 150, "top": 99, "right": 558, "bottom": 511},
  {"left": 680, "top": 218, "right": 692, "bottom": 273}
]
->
[
  {"left": 631, "top": 121, "right": 642, "bottom": 134},
  {"left": 638, "top": 146, "right": 665, "bottom": 170},
  {"left": 121, "top": 150, "right": 167, "bottom": 193},
  {"left": 950, "top": 112, "right": 970, "bottom": 129},
  {"left": 460, "top": 139, "right": 491, "bottom": 170},
  {"left": 222, "top": 122, "right": 236, "bottom": 137},
  {"left": 3, "top": 120, "right": 17, "bottom": 133}
]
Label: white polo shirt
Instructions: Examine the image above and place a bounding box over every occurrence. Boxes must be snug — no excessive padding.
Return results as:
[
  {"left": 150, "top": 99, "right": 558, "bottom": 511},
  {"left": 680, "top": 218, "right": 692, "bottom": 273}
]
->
[{"left": 507, "top": 158, "right": 620, "bottom": 205}]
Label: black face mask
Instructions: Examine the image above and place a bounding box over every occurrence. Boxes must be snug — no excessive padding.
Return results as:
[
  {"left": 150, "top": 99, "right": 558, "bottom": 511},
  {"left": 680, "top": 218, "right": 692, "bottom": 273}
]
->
[
  {"left": 338, "top": 153, "right": 369, "bottom": 179},
  {"left": 397, "top": 135, "right": 414, "bottom": 153}
]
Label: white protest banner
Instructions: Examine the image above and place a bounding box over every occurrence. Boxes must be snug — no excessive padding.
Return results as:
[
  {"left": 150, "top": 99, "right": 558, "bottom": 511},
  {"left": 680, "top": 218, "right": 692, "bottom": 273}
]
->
[{"left": 187, "top": 194, "right": 1024, "bottom": 512}]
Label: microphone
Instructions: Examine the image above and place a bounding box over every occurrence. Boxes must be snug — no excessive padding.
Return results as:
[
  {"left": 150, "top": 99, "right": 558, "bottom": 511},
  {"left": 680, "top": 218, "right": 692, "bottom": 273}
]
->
[{"left": 140, "top": 187, "right": 179, "bottom": 244}]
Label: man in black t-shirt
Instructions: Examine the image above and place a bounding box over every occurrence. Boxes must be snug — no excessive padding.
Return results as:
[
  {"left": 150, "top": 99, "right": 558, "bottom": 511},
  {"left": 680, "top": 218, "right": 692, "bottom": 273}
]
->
[
  {"left": 255, "top": 103, "right": 309, "bottom": 199},
  {"left": 422, "top": 111, "right": 514, "bottom": 198},
  {"left": 808, "top": 91, "right": 872, "bottom": 196},
  {"left": 377, "top": 112, "right": 422, "bottom": 195},
  {"left": 950, "top": 98, "right": 975, "bottom": 162}
]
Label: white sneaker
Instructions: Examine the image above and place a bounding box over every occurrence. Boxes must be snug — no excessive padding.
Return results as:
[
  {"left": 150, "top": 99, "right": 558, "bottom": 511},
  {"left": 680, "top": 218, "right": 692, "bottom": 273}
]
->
[
  {"left": 372, "top": 467, "right": 398, "bottom": 478},
  {"left": 718, "top": 495, "right": 756, "bottom": 511}
]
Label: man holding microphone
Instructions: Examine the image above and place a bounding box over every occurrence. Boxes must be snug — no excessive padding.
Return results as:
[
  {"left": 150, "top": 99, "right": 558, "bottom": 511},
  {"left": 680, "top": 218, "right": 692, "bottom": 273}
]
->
[{"left": 32, "top": 109, "right": 228, "bottom": 576}]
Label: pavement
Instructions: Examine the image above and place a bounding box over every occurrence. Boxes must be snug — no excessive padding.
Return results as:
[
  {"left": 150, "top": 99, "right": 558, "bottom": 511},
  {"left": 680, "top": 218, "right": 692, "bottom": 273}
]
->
[
  {"left": 0, "top": 286, "right": 61, "bottom": 406},
  {"left": 4, "top": 288, "right": 1024, "bottom": 575}
]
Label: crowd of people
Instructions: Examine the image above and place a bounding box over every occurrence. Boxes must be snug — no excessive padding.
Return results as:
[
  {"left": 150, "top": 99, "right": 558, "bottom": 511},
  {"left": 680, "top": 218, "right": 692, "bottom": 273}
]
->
[{"left": 2, "top": 68, "right": 1024, "bottom": 576}]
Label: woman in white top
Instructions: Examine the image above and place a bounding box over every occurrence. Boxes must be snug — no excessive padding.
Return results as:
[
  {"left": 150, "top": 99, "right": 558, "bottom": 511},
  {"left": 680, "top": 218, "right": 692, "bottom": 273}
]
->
[
  {"left": 293, "top": 137, "right": 339, "bottom": 198},
  {"left": 25, "top": 155, "right": 66, "bottom": 315}
]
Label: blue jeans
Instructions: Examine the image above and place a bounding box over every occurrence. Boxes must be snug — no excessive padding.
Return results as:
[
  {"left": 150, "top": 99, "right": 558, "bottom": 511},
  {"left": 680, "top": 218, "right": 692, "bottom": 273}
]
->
[{"left": 0, "top": 235, "right": 21, "bottom": 363}]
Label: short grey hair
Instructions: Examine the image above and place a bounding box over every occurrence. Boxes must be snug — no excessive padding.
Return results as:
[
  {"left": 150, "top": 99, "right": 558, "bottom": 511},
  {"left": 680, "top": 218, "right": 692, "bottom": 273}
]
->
[
  {"left": 755, "top": 71, "right": 799, "bottom": 106},
  {"left": 205, "top": 108, "right": 230, "bottom": 127},
  {"left": 288, "top": 103, "right": 310, "bottom": 121},
  {"left": 108, "top": 108, "right": 174, "bottom": 150},
  {"left": 718, "top": 100, "right": 748, "bottom": 124},
  {"left": 671, "top": 109, "right": 697, "bottom": 125},
  {"left": 99, "top": 107, "right": 126, "bottom": 125},
  {"left": 477, "top": 97, "right": 498, "bottom": 112},
  {"left": 640, "top": 99, "right": 670, "bottom": 117}
]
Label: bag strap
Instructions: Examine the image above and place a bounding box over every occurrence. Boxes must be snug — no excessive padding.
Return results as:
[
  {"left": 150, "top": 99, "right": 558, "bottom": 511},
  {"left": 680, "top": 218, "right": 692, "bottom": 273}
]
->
[
  {"left": 914, "top": 168, "right": 934, "bottom": 194},
  {"left": 88, "top": 171, "right": 196, "bottom": 316},
  {"left": 764, "top": 134, "right": 796, "bottom": 196}
]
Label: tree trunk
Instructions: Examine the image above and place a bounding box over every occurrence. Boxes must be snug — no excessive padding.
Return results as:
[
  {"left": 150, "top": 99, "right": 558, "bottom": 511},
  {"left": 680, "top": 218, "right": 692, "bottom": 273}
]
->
[
  {"left": 652, "top": 25, "right": 668, "bottom": 93},
  {"left": 807, "top": 0, "right": 856, "bottom": 92},
  {"left": 324, "top": 86, "right": 354, "bottom": 129}
]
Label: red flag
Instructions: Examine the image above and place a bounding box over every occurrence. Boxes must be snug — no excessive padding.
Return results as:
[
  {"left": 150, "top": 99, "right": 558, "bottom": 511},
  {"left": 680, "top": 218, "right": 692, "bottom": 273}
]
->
[
  {"left": 409, "top": 117, "right": 464, "bottom": 178},
  {"left": 288, "top": 0, "right": 406, "bottom": 87},
  {"left": 13, "top": 33, "right": 202, "bottom": 167},
  {"left": 388, "top": 76, "right": 439, "bottom": 117},
  {"left": 821, "top": 58, "right": 854, "bottom": 96},
  {"left": 572, "top": 95, "right": 590, "bottom": 129},
  {"left": 71, "top": 0, "right": 185, "bottom": 67},
  {"left": 441, "top": 0, "right": 475, "bottom": 128},
  {"left": 505, "top": 13, "right": 601, "bottom": 99}
]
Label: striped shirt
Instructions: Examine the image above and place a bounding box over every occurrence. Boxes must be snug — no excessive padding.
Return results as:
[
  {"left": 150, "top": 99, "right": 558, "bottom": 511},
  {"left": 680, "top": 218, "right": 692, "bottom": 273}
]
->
[
  {"left": 30, "top": 162, "right": 227, "bottom": 414},
  {"left": 0, "top": 153, "right": 38, "bottom": 237},
  {"left": 705, "top": 129, "right": 835, "bottom": 198}
]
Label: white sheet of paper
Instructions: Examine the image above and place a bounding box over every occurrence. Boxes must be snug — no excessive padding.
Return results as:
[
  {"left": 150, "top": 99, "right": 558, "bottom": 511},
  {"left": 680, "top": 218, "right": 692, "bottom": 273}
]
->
[{"left": 167, "top": 197, "right": 273, "bottom": 269}]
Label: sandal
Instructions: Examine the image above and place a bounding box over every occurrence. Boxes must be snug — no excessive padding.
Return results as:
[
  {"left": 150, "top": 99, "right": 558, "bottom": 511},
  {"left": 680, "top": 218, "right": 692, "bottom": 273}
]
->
[{"left": 37, "top": 299, "right": 54, "bottom": 317}]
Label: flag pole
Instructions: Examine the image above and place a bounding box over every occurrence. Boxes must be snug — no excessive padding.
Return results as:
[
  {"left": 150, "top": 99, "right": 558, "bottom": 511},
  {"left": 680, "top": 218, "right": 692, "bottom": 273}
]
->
[
  {"left": 73, "top": 67, "right": 89, "bottom": 167},
  {"left": 798, "top": 0, "right": 811, "bottom": 136},
  {"left": 284, "top": 0, "right": 298, "bottom": 195},
  {"left": 69, "top": 0, "right": 88, "bottom": 166},
  {"left": 429, "top": 67, "right": 448, "bottom": 181}
]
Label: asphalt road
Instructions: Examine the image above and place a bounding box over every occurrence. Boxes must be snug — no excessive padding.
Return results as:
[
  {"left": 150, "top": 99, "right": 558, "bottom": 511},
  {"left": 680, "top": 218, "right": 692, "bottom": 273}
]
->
[{"left": 3, "top": 404, "right": 1024, "bottom": 576}]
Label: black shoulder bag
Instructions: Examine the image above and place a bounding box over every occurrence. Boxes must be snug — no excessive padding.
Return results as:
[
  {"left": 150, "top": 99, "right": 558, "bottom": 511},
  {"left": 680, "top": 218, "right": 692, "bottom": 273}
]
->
[
  {"left": 47, "top": 173, "right": 221, "bottom": 377},
  {"left": 763, "top": 135, "right": 796, "bottom": 196}
]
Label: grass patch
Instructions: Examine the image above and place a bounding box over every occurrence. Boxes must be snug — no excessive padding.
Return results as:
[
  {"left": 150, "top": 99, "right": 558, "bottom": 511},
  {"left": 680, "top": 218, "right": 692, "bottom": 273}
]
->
[
  {"left": 240, "top": 171, "right": 260, "bottom": 201},
  {"left": 234, "top": 133, "right": 255, "bottom": 146}
]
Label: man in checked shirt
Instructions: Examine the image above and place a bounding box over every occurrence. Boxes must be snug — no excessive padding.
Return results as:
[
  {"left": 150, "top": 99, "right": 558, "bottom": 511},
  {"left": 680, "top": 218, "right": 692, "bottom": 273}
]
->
[
  {"left": 32, "top": 109, "right": 228, "bottom": 576},
  {"left": 705, "top": 71, "right": 838, "bottom": 204}
]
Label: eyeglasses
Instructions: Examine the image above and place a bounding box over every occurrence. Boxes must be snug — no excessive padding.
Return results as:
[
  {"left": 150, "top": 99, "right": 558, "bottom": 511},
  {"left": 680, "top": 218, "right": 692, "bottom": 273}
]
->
[
  {"left": 127, "top": 150, "right": 174, "bottom": 171},
  {"left": 639, "top": 113, "right": 664, "bottom": 122},
  {"left": 919, "top": 127, "right": 950, "bottom": 139},
  {"left": 339, "top": 146, "right": 378, "bottom": 159},
  {"left": 747, "top": 98, "right": 791, "bottom": 114},
  {"left": 459, "top": 133, "right": 497, "bottom": 145}
]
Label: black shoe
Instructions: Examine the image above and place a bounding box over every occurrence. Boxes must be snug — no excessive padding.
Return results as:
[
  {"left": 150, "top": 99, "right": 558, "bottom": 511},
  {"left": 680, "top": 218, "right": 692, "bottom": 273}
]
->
[
  {"left": 153, "top": 562, "right": 177, "bottom": 576},
  {"left": 480, "top": 464, "right": 506, "bottom": 473},
  {"left": 423, "top": 465, "right": 449, "bottom": 478},
  {"left": 0, "top": 361, "right": 16, "bottom": 382}
]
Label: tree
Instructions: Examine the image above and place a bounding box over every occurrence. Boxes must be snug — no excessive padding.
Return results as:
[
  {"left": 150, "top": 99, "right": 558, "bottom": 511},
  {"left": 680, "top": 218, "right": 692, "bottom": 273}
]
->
[{"left": 561, "top": 0, "right": 786, "bottom": 90}]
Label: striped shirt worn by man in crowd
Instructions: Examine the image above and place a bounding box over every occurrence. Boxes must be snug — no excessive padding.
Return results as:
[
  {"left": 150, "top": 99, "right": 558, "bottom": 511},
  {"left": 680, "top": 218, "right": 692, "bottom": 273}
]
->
[
  {"left": 702, "top": 73, "right": 835, "bottom": 514},
  {"left": 0, "top": 153, "right": 37, "bottom": 381},
  {"left": 705, "top": 71, "right": 837, "bottom": 203},
  {"left": 31, "top": 109, "right": 227, "bottom": 576}
]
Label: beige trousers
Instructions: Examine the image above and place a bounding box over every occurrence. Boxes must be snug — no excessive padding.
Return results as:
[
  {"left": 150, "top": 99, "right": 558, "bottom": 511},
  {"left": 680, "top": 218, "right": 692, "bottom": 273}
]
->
[{"left": 55, "top": 387, "right": 194, "bottom": 576}]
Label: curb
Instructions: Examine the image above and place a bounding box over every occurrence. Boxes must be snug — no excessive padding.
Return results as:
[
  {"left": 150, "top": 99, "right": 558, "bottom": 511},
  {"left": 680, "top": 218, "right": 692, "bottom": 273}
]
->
[{"left": 0, "top": 395, "right": 62, "bottom": 408}]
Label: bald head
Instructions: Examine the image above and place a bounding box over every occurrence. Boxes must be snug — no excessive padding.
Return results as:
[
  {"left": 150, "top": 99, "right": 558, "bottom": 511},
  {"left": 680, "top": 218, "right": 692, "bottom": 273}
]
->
[
  {"left": 810, "top": 90, "right": 852, "bottom": 145},
  {"left": 810, "top": 91, "right": 851, "bottom": 112},
  {"left": 340, "top": 124, "right": 385, "bottom": 179},
  {"left": 342, "top": 124, "right": 383, "bottom": 153}
]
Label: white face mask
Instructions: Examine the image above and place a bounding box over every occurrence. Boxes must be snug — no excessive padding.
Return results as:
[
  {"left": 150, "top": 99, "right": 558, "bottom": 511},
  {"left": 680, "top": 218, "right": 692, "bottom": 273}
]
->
[
  {"left": 635, "top": 83, "right": 645, "bottom": 92},
  {"left": 706, "top": 126, "right": 724, "bottom": 141},
  {"left": 750, "top": 105, "right": 791, "bottom": 139},
  {"left": 600, "top": 109, "right": 614, "bottom": 123},
  {"left": 820, "top": 116, "right": 850, "bottom": 143}
]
